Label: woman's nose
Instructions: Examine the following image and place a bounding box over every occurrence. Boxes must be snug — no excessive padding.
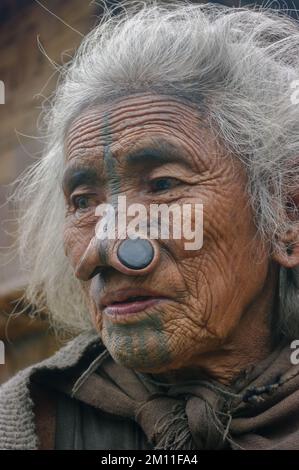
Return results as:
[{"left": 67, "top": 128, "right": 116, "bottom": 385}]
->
[{"left": 75, "top": 236, "right": 160, "bottom": 280}]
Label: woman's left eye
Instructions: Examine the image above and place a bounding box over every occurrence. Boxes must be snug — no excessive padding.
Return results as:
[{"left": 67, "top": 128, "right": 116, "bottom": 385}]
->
[
  {"left": 72, "top": 195, "right": 91, "bottom": 210},
  {"left": 149, "top": 177, "right": 180, "bottom": 193}
]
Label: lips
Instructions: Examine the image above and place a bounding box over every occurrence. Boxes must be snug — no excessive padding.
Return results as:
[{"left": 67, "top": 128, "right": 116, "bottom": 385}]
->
[{"left": 100, "top": 288, "right": 168, "bottom": 317}]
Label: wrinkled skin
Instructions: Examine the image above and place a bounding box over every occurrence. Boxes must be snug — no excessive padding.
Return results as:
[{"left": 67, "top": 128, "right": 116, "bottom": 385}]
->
[{"left": 63, "top": 93, "right": 279, "bottom": 384}]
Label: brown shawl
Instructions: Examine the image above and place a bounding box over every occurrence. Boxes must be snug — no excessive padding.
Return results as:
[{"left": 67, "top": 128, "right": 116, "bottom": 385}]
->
[{"left": 35, "top": 340, "right": 299, "bottom": 450}]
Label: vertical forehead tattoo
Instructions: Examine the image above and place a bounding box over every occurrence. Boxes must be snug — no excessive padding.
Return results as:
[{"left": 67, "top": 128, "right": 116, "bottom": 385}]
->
[
  {"left": 102, "top": 111, "right": 122, "bottom": 197},
  {"left": 89, "top": 111, "right": 120, "bottom": 269}
]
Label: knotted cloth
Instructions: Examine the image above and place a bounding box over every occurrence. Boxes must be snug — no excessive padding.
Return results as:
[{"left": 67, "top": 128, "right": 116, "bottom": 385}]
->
[
  {"left": 66, "top": 350, "right": 230, "bottom": 449},
  {"left": 42, "top": 340, "right": 299, "bottom": 450}
]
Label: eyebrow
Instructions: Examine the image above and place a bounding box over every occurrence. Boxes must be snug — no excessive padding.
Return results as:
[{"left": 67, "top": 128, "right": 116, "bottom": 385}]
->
[
  {"left": 62, "top": 167, "right": 98, "bottom": 194},
  {"left": 125, "top": 144, "right": 186, "bottom": 167},
  {"left": 62, "top": 141, "right": 188, "bottom": 193}
]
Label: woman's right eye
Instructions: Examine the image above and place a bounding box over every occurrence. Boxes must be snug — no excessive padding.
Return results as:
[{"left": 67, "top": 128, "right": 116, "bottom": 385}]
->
[{"left": 72, "top": 195, "right": 91, "bottom": 211}]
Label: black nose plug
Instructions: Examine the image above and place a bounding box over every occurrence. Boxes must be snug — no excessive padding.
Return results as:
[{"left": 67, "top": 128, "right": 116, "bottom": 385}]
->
[{"left": 117, "top": 238, "right": 154, "bottom": 270}]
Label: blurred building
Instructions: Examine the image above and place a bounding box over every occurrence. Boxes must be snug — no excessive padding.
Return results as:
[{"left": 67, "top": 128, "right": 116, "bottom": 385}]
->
[{"left": 0, "top": 0, "right": 101, "bottom": 383}]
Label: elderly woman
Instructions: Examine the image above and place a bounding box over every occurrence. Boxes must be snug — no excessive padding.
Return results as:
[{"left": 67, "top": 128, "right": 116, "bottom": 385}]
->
[{"left": 1, "top": 2, "right": 299, "bottom": 450}]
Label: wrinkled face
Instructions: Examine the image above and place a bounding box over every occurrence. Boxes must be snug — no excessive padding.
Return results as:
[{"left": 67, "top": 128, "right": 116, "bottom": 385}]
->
[{"left": 63, "top": 93, "right": 270, "bottom": 377}]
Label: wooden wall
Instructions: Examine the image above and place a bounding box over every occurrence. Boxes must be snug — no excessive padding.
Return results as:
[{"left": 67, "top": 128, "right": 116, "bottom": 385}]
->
[{"left": 0, "top": 0, "right": 101, "bottom": 383}]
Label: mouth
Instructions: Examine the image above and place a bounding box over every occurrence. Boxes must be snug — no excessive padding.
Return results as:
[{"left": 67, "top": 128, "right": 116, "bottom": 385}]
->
[{"left": 100, "top": 288, "right": 168, "bottom": 317}]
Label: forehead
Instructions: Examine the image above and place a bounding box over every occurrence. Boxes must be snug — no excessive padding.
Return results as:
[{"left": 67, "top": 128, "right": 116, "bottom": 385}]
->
[{"left": 65, "top": 93, "right": 206, "bottom": 163}]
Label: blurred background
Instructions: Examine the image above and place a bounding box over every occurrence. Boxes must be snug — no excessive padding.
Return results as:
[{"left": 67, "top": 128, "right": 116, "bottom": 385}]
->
[{"left": 0, "top": 0, "right": 298, "bottom": 384}]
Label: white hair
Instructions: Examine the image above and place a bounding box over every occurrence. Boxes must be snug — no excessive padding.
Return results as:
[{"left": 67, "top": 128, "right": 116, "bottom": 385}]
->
[{"left": 13, "top": 1, "right": 299, "bottom": 338}]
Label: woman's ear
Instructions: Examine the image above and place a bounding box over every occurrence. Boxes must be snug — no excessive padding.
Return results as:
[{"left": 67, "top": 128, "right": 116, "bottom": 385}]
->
[{"left": 272, "top": 225, "right": 299, "bottom": 268}]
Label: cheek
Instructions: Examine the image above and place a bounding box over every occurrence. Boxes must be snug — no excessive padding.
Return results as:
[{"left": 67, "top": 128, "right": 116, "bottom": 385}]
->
[
  {"left": 192, "top": 230, "right": 267, "bottom": 340},
  {"left": 171, "top": 187, "right": 266, "bottom": 339},
  {"left": 90, "top": 301, "right": 103, "bottom": 332},
  {"left": 80, "top": 282, "right": 104, "bottom": 332},
  {"left": 63, "top": 218, "right": 95, "bottom": 268},
  {"left": 64, "top": 223, "right": 105, "bottom": 330}
]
